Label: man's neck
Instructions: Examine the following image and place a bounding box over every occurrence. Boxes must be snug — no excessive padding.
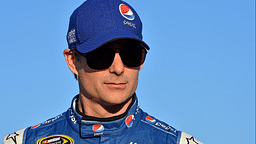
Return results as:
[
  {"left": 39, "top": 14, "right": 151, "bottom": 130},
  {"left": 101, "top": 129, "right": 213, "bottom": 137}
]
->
[{"left": 77, "top": 94, "right": 134, "bottom": 120}]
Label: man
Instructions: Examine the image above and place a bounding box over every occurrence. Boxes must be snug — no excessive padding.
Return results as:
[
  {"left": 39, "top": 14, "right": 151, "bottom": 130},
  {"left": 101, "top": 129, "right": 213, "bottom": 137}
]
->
[{"left": 3, "top": 0, "right": 203, "bottom": 143}]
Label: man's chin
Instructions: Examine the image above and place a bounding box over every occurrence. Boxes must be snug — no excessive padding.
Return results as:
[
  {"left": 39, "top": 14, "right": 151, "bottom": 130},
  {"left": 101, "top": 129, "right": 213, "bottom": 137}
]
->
[
  {"left": 101, "top": 96, "right": 132, "bottom": 106},
  {"left": 99, "top": 95, "right": 133, "bottom": 112}
]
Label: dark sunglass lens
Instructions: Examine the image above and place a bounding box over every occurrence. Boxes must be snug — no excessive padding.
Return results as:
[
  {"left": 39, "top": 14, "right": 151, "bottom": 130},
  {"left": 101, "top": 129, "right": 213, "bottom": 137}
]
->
[
  {"left": 87, "top": 48, "right": 115, "bottom": 70},
  {"left": 121, "top": 47, "right": 146, "bottom": 67}
]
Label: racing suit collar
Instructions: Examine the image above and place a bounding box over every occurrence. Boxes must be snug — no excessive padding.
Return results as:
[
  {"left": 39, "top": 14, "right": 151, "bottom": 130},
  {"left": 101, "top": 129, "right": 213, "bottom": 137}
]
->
[{"left": 68, "top": 94, "right": 140, "bottom": 138}]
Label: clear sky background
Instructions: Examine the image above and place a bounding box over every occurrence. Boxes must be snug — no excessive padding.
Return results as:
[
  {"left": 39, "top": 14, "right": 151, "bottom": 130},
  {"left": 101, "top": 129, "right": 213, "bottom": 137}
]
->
[{"left": 0, "top": 0, "right": 255, "bottom": 143}]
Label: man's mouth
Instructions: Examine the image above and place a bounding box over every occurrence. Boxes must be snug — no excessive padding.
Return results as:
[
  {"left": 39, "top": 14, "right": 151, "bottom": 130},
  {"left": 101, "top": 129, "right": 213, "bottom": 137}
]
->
[{"left": 104, "top": 82, "right": 127, "bottom": 89}]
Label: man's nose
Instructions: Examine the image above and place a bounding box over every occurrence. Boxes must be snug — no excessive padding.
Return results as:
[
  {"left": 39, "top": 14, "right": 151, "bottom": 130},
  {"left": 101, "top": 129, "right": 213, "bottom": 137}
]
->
[{"left": 109, "top": 53, "right": 124, "bottom": 75}]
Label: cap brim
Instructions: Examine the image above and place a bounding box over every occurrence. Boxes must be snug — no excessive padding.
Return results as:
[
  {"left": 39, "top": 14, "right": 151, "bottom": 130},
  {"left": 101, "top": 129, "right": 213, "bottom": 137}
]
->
[{"left": 76, "top": 29, "right": 149, "bottom": 53}]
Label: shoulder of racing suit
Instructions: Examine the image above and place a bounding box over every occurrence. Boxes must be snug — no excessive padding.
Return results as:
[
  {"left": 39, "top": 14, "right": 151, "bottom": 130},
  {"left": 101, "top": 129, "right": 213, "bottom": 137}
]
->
[
  {"left": 3, "top": 127, "right": 27, "bottom": 144},
  {"left": 177, "top": 131, "right": 203, "bottom": 144},
  {"left": 138, "top": 113, "right": 203, "bottom": 144},
  {"left": 3, "top": 112, "right": 66, "bottom": 144}
]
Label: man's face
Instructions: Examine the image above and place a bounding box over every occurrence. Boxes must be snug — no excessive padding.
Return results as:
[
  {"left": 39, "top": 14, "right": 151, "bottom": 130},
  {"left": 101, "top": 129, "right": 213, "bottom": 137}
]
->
[{"left": 76, "top": 40, "right": 143, "bottom": 106}]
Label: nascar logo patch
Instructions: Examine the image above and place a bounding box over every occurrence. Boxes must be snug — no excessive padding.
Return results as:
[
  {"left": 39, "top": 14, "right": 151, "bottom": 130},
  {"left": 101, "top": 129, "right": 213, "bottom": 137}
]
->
[{"left": 36, "top": 135, "right": 74, "bottom": 144}]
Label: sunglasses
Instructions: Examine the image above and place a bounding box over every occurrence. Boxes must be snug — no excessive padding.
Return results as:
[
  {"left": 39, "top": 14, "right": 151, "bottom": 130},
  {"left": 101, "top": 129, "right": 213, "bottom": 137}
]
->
[{"left": 74, "top": 41, "right": 147, "bottom": 70}]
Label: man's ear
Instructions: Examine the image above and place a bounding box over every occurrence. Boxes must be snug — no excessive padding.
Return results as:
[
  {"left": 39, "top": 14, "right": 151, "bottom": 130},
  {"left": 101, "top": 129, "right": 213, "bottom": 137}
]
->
[
  {"left": 139, "top": 64, "right": 143, "bottom": 71},
  {"left": 64, "top": 49, "right": 79, "bottom": 76}
]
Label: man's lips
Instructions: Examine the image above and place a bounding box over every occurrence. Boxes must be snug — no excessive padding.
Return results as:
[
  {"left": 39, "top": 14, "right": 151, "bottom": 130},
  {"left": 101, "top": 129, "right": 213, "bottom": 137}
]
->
[{"left": 104, "top": 82, "right": 127, "bottom": 89}]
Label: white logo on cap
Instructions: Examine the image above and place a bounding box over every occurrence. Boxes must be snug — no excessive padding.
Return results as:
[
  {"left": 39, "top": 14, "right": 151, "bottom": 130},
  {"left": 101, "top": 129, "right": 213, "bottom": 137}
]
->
[{"left": 67, "top": 28, "right": 77, "bottom": 44}]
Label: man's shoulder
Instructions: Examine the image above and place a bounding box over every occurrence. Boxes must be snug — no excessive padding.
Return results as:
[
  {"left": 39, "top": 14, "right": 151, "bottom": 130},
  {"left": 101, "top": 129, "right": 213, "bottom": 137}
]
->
[
  {"left": 34, "top": 112, "right": 66, "bottom": 128},
  {"left": 3, "top": 112, "right": 67, "bottom": 144},
  {"left": 137, "top": 111, "right": 203, "bottom": 143},
  {"left": 3, "top": 128, "right": 27, "bottom": 144},
  {"left": 137, "top": 111, "right": 178, "bottom": 136},
  {"left": 177, "top": 131, "right": 203, "bottom": 144}
]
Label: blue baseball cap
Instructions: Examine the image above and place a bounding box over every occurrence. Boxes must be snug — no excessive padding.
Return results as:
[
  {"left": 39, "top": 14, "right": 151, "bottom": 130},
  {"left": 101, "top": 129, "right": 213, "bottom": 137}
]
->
[{"left": 66, "top": 0, "right": 149, "bottom": 53}]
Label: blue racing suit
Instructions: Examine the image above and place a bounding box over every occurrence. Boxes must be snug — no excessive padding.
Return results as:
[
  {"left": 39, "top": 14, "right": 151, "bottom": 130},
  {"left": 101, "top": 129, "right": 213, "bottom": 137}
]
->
[{"left": 3, "top": 94, "right": 203, "bottom": 144}]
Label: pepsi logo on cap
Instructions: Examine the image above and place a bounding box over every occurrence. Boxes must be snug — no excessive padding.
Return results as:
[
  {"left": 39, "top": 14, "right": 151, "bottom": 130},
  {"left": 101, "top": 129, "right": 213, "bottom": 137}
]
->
[
  {"left": 145, "top": 116, "right": 156, "bottom": 124},
  {"left": 125, "top": 115, "right": 134, "bottom": 128},
  {"left": 92, "top": 124, "right": 104, "bottom": 132},
  {"left": 119, "top": 4, "right": 135, "bottom": 20}
]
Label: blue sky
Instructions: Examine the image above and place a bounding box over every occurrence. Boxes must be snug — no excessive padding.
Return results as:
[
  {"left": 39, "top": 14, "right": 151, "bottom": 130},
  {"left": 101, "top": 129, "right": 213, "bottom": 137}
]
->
[{"left": 0, "top": 0, "right": 255, "bottom": 143}]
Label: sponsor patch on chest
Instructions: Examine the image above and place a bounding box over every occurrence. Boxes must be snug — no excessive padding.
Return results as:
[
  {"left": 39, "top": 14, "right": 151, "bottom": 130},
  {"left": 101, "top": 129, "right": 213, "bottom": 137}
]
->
[{"left": 36, "top": 135, "right": 74, "bottom": 144}]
